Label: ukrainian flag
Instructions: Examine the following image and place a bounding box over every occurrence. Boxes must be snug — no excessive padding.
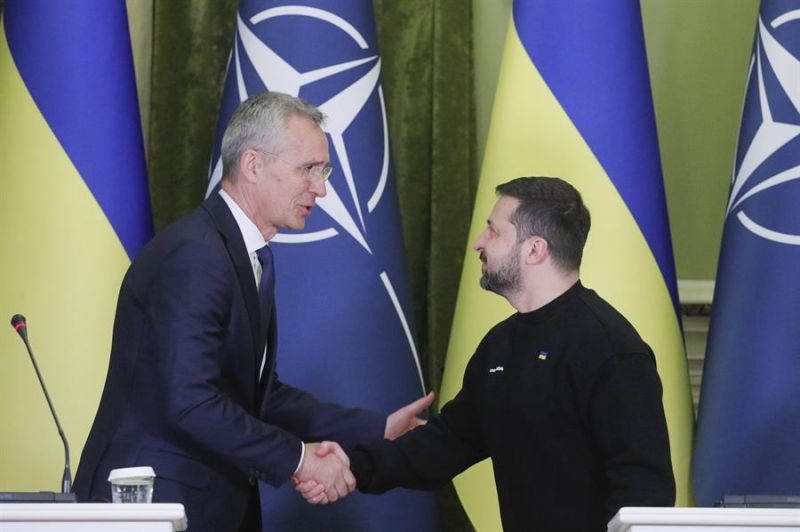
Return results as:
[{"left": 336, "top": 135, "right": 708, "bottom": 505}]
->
[
  {"left": 441, "top": 2, "right": 694, "bottom": 528},
  {"left": 0, "top": 1, "right": 152, "bottom": 492}
]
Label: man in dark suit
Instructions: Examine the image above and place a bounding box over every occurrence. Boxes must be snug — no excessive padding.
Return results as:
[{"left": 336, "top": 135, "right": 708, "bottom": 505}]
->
[{"left": 73, "top": 91, "right": 432, "bottom": 531}]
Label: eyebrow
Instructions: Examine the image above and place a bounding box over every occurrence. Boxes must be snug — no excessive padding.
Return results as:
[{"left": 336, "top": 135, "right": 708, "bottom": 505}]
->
[{"left": 305, "top": 159, "right": 330, "bottom": 168}]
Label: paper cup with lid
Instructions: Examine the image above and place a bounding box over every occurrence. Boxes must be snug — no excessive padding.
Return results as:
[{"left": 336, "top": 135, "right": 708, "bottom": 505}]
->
[{"left": 108, "top": 466, "right": 156, "bottom": 503}]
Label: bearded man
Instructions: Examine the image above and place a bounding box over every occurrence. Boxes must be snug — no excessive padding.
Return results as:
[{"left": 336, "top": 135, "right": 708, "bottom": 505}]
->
[{"left": 300, "top": 176, "right": 676, "bottom": 532}]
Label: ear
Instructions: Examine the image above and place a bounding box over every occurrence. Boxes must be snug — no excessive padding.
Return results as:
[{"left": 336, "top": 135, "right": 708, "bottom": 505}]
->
[
  {"left": 239, "top": 148, "right": 262, "bottom": 184},
  {"left": 523, "top": 236, "right": 549, "bottom": 265}
]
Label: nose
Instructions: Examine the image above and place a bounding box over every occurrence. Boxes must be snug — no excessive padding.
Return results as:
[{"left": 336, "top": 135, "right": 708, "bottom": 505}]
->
[
  {"left": 473, "top": 230, "right": 487, "bottom": 252},
  {"left": 310, "top": 178, "right": 327, "bottom": 198}
]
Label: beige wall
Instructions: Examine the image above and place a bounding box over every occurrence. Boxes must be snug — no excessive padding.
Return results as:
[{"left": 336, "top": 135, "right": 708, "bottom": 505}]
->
[{"left": 473, "top": 0, "right": 759, "bottom": 282}]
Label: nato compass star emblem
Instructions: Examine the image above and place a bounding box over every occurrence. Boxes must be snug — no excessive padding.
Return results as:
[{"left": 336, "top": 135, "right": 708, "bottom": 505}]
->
[
  {"left": 727, "top": 7, "right": 800, "bottom": 245},
  {"left": 207, "top": 5, "right": 423, "bottom": 387}
]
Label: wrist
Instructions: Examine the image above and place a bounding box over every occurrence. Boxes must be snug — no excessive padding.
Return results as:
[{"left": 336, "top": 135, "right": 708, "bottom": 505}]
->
[
  {"left": 347, "top": 447, "right": 374, "bottom": 489},
  {"left": 293, "top": 441, "right": 307, "bottom": 476}
]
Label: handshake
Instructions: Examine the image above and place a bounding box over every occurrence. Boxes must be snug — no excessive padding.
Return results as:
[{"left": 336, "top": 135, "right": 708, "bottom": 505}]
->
[
  {"left": 291, "top": 391, "right": 434, "bottom": 504},
  {"left": 292, "top": 441, "right": 356, "bottom": 505}
]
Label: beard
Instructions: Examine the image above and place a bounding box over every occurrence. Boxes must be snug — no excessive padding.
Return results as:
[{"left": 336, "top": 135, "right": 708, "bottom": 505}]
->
[{"left": 479, "top": 243, "right": 521, "bottom": 298}]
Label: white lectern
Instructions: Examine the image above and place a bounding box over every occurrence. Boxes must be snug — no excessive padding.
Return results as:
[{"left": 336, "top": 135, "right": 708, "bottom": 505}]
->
[
  {"left": 0, "top": 503, "right": 187, "bottom": 531},
  {"left": 608, "top": 507, "right": 800, "bottom": 532}
]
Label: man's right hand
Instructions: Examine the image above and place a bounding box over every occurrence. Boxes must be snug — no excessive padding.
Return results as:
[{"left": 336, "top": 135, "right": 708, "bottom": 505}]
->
[{"left": 292, "top": 441, "right": 355, "bottom": 504}]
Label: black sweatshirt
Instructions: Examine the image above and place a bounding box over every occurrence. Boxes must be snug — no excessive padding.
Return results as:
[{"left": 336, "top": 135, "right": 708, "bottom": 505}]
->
[{"left": 350, "top": 281, "right": 675, "bottom": 531}]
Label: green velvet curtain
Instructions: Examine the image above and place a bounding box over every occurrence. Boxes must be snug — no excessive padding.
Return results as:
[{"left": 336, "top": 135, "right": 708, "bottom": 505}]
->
[
  {"left": 372, "top": 0, "right": 477, "bottom": 395},
  {"left": 148, "top": 0, "right": 238, "bottom": 225},
  {"left": 149, "top": 2, "right": 476, "bottom": 529}
]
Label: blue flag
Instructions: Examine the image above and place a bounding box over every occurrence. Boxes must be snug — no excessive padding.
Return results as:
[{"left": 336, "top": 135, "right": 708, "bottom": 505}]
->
[
  {"left": 0, "top": 0, "right": 152, "bottom": 490},
  {"left": 693, "top": 0, "right": 800, "bottom": 506},
  {"left": 207, "top": 1, "right": 439, "bottom": 529}
]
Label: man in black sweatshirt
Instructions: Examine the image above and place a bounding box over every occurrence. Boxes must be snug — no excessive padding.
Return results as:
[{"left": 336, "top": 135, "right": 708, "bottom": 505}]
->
[{"left": 299, "top": 176, "right": 676, "bottom": 531}]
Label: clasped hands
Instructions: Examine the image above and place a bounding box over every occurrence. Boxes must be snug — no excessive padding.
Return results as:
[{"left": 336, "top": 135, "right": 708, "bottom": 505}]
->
[
  {"left": 292, "top": 441, "right": 353, "bottom": 504},
  {"left": 292, "top": 392, "right": 434, "bottom": 505}
]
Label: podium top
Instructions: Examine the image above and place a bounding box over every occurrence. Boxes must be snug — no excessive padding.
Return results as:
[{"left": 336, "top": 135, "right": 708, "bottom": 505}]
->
[
  {"left": 608, "top": 507, "right": 800, "bottom": 531},
  {"left": 0, "top": 503, "right": 187, "bottom": 531}
]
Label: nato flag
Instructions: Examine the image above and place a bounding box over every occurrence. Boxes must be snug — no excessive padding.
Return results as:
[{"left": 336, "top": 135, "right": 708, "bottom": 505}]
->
[
  {"left": 207, "top": 1, "right": 439, "bottom": 530},
  {"left": 693, "top": 0, "right": 800, "bottom": 506}
]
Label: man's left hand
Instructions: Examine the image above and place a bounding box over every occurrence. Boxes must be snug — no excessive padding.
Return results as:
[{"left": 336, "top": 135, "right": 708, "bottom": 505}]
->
[{"left": 384, "top": 391, "right": 434, "bottom": 440}]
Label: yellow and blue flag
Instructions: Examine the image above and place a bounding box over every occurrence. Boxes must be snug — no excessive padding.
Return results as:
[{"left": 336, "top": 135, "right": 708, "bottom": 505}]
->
[
  {"left": 441, "top": 1, "right": 695, "bottom": 528},
  {"left": 0, "top": 0, "right": 152, "bottom": 491},
  {"left": 693, "top": 0, "right": 800, "bottom": 506},
  {"left": 207, "top": 1, "right": 438, "bottom": 529}
]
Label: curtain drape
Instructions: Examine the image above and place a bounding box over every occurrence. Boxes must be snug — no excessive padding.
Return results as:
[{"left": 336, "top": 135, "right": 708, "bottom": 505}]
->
[
  {"left": 372, "top": 0, "right": 477, "bottom": 396},
  {"left": 148, "top": 0, "right": 237, "bottom": 226}
]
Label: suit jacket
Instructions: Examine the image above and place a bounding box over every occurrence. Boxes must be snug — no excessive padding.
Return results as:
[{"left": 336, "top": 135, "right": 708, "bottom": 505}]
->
[{"left": 74, "top": 194, "right": 384, "bottom": 531}]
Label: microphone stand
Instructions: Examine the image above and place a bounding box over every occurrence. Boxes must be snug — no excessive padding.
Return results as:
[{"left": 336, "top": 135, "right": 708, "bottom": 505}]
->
[{"left": 1, "top": 315, "right": 76, "bottom": 503}]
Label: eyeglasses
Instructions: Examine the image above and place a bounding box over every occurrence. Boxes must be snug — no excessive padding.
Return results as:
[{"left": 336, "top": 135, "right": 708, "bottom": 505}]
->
[{"left": 254, "top": 149, "right": 333, "bottom": 182}]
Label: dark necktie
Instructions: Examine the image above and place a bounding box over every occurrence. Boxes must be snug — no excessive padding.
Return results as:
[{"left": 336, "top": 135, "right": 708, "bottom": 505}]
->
[
  {"left": 256, "top": 244, "right": 275, "bottom": 310},
  {"left": 255, "top": 245, "right": 275, "bottom": 378}
]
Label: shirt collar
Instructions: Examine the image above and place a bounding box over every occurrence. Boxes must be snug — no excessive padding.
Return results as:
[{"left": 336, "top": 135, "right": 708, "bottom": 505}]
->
[{"left": 218, "top": 189, "right": 268, "bottom": 254}]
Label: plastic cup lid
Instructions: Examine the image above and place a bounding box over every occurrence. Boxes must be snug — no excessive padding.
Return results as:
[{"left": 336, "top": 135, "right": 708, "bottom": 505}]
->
[{"left": 108, "top": 466, "right": 156, "bottom": 482}]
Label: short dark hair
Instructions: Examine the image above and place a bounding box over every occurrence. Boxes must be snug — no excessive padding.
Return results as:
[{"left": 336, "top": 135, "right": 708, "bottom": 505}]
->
[{"left": 496, "top": 176, "right": 591, "bottom": 271}]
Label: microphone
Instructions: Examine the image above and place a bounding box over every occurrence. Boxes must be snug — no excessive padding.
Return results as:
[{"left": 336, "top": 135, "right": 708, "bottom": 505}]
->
[{"left": 7, "top": 314, "right": 75, "bottom": 501}]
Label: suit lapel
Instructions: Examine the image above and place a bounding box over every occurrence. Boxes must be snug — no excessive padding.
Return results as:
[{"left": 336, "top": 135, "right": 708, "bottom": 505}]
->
[{"left": 201, "top": 195, "right": 262, "bottom": 366}]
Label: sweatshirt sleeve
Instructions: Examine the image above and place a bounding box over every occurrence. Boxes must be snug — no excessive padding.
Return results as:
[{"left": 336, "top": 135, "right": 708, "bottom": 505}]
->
[
  {"left": 587, "top": 351, "right": 676, "bottom": 521},
  {"left": 349, "top": 350, "right": 490, "bottom": 493}
]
